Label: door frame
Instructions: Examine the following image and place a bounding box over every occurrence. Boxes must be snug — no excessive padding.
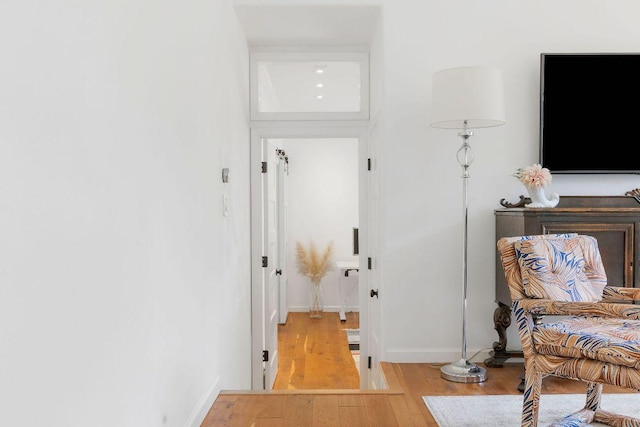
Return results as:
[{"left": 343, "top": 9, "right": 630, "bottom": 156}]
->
[{"left": 250, "top": 122, "right": 372, "bottom": 389}]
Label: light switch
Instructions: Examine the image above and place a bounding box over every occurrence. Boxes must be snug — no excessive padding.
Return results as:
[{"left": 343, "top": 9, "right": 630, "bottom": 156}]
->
[{"left": 223, "top": 194, "right": 229, "bottom": 217}]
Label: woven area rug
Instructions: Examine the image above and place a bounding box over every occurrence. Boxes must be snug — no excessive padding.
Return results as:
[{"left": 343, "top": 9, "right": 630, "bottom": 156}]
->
[{"left": 423, "top": 393, "right": 640, "bottom": 426}]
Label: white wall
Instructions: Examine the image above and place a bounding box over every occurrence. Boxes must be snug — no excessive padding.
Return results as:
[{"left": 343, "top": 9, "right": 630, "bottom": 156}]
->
[
  {"left": 379, "top": 0, "right": 640, "bottom": 362},
  {"left": 5, "top": 2, "right": 640, "bottom": 422},
  {"left": 0, "top": 1, "right": 251, "bottom": 426},
  {"left": 285, "top": 138, "right": 359, "bottom": 312}
]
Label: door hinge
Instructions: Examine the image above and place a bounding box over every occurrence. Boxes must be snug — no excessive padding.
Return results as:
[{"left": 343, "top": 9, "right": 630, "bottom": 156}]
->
[
  {"left": 368, "top": 356, "right": 372, "bottom": 369},
  {"left": 261, "top": 162, "right": 267, "bottom": 173},
  {"left": 367, "top": 158, "right": 372, "bottom": 171},
  {"left": 368, "top": 257, "right": 372, "bottom": 270},
  {"left": 263, "top": 350, "right": 269, "bottom": 362},
  {"left": 262, "top": 256, "right": 268, "bottom": 268}
]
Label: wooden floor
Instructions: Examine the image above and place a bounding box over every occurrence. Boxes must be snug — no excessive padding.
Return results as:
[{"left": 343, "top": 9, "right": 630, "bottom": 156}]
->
[
  {"left": 201, "top": 311, "right": 632, "bottom": 426},
  {"left": 273, "top": 311, "right": 360, "bottom": 390}
]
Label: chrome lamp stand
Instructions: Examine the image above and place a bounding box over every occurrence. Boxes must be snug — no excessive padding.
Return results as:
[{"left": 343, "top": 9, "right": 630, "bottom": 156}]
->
[{"left": 439, "top": 123, "right": 487, "bottom": 383}]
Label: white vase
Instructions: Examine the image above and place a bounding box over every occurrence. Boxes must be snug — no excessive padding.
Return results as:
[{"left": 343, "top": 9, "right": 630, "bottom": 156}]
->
[{"left": 525, "top": 185, "right": 560, "bottom": 208}]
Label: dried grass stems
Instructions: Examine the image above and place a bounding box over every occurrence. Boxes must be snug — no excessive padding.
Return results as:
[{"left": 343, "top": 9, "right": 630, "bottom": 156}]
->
[{"left": 295, "top": 241, "right": 334, "bottom": 286}]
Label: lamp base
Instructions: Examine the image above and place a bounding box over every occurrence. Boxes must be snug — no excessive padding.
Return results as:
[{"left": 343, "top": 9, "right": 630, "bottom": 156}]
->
[{"left": 440, "top": 358, "right": 487, "bottom": 383}]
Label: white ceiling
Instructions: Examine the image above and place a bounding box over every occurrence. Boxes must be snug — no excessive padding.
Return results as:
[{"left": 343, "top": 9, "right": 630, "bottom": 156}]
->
[{"left": 233, "top": 2, "right": 381, "bottom": 46}]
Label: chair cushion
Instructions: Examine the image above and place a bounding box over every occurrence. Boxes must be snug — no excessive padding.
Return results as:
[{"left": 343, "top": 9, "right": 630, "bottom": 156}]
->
[
  {"left": 497, "top": 233, "right": 578, "bottom": 301},
  {"left": 533, "top": 316, "right": 640, "bottom": 369},
  {"left": 515, "top": 235, "right": 607, "bottom": 302}
]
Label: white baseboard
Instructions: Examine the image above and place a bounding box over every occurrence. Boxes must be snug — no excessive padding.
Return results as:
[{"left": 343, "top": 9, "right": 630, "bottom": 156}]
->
[
  {"left": 287, "top": 305, "right": 360, "bottom": 313},
  {"left": 183, "top": 375, "right": 221, "bottom": 427},
  {"left": 384, "top": 348, "right": 493, "bottom": 364}
]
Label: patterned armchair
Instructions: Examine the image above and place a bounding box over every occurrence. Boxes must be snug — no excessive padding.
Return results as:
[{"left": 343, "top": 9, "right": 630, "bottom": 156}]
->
[{"left": 497, "top": 233, "right": 640, "bottom": 427}]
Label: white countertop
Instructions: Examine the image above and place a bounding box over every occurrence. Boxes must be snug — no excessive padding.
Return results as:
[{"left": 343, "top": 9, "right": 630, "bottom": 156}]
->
[{"left": 336, "top": 260, "right": 359, "bottom": 270}]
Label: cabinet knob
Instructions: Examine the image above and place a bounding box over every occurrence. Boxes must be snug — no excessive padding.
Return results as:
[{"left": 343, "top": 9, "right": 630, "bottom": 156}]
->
[{"left": 370, "top": 289, "right": 379, "bottom": 298}]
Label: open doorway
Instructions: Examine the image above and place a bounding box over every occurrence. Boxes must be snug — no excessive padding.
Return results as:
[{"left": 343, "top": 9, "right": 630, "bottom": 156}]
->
[
  {"left": 247, "top": 46, "right": 375, "bottom": 391},
  {"left": 250, "top": 127, "right": 370, "bottom": 391},
  {"left": 270, "top": 137, "right": 360, "bottom": 390}
]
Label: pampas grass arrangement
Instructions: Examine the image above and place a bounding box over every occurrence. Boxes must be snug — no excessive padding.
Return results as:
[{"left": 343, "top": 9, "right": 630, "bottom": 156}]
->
[
  {"left": 295, "top": 241, "right": 334, "bottom": 285},
  {"left": 296, "top": 241, "right": 333, "bottom": 318}
]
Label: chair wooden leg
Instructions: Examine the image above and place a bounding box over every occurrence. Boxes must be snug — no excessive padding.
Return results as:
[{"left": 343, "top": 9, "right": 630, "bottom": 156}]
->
[
  {"left": 522, "top": 368, "right": 543, "bottom": 427},
  {"left": 585, "top": 382, "right": 603, "bottom": 412}
]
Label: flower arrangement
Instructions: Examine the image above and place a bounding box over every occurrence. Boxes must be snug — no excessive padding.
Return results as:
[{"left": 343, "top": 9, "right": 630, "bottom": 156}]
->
[
  {"left": 295, "top": 241, "right": 334, "bottom": 285},
  {"left": 513, "top": 163, "right": 552, "bottom": 188}
]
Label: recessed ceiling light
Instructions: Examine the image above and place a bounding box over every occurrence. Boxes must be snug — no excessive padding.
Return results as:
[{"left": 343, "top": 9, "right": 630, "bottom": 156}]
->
[
  {"left": 316, "top": 95, "right": 324, "bottom": 99},
  {"left": 315, "top": 83, "right": 324, "bottom": 88},
  {"left": 315, "top": 69, "right": 324, "bottom": 74},
  {"left": 314, "top": 65, "right": 326, "bottom": 74}
]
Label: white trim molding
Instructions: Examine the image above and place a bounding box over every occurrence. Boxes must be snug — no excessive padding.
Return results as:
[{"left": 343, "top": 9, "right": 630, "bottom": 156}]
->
[{"left": 183, "top": 375, "right": 221, "bottom": 427}]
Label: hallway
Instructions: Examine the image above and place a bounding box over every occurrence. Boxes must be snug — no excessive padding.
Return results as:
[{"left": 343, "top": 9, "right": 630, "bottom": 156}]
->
[{"left": 274, "top": 311, "right": 360, "bottom": 390}]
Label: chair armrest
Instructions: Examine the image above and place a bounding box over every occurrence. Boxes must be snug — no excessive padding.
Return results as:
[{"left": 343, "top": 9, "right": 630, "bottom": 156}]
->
[
  {"left": 518, "top": 298, "right": 640, "bottom": 320},
  {"left": 602, "top": 285, "right": 640, "bottom": 302}
]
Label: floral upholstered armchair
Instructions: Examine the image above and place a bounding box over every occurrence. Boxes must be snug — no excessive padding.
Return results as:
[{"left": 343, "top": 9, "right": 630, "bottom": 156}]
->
[{"left": 497, "top": 233, "right": 640, "bottom": 427}]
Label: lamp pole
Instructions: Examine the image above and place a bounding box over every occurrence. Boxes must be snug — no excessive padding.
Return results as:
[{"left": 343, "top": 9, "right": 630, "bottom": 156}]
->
[
  {"left": 459, "top": 124, "right": 472, "bottom": 363},
  {"left": 439, "top": 122, "right": 487, "bottom": 383}
]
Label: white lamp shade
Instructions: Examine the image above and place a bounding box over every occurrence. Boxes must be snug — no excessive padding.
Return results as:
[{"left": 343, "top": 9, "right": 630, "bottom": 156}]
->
[{"left": 430, "top": 66, "right": 506, "bottom": 129}]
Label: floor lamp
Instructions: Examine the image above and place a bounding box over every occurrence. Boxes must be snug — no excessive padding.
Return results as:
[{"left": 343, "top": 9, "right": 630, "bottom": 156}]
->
[{"left": 430, "top": 66, "right": 506, "bottom": 383}]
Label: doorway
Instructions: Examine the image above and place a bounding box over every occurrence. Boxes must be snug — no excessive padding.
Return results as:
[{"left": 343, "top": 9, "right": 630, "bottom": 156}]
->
[
  {"left": 250, "top": 127, "right": 370, "bottom": 390},
  {"left": 275, "top": 137, "right": 359, "bottom": 389}
]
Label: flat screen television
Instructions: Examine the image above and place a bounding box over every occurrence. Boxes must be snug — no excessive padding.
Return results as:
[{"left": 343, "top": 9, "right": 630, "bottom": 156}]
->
[{"left": 540, "top": 53, "right": 640, "bottom": 174}]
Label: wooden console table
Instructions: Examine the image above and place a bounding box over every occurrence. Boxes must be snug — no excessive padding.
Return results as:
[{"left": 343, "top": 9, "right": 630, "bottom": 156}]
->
[{"left": 486, "top": 196, "right": 640, "bottom": 390}]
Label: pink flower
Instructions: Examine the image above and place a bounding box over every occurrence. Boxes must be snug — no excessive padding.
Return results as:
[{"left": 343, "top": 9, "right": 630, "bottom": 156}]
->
[{"left": 513, "top": 164, "right": 552, "bottom": 188}]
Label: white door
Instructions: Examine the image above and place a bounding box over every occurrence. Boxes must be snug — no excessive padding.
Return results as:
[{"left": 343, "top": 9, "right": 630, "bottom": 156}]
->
[
  {"left": 365, "top": 122, "right": 382, "bottom": 388},
  {"left": 276, "top": 149, "right": 289, "bottom": 324},
  {"left": 264, "top": 139, "right": 280, "bottom": 389}
]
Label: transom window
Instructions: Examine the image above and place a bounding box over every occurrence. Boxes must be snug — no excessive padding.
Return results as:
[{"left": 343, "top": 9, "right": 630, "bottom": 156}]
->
[{"left": 250, "top": 51, "right": 369, "bottom": 121}]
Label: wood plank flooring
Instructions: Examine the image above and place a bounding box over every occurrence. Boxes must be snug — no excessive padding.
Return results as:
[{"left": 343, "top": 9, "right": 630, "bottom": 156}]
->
[
  {"left": 201, "top": 311, "right": 633, "bottom": 426},
  {"left": 274, "top": 311, "right": 360, "bottom": 390}
]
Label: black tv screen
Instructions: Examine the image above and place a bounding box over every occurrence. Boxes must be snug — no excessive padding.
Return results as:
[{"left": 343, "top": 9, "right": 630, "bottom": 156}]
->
[{"left": 540, "top": 53, "right": 640, "bottom": 174}]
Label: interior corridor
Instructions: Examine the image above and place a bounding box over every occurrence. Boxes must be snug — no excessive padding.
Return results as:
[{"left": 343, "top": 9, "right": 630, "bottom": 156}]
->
[{"left": 273, "top": 311, "right": 360, "bottom": 390}]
